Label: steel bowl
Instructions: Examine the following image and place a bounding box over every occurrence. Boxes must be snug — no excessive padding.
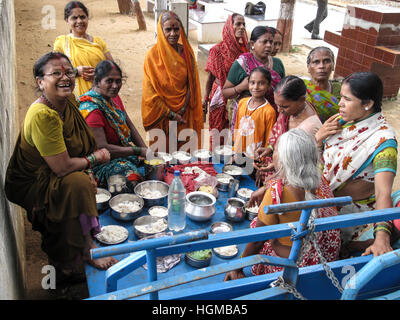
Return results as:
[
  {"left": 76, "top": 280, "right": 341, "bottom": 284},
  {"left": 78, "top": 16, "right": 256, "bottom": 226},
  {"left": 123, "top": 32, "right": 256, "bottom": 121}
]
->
[
  {"left": 210, "top": 221, "right": 233, "bottom": 234},
  {"left": 133, "top": 215, "right": 168, "bottom": 239},
  {"left": 134, "top": 180, "right": 169, "bottom": 207},
  {"left": 185, "top": 250, "right": 212, "bottom": 268},
  {"left": 236, "top": 188, "right": 254, "bottom": 202},
  {"left": 109, "top": 193, "right": 144, "bottom": 221},
  {"left": 96, "top": 188, "right": 112, "bottom": 212},
  {"left": 107, "top": 174, "right": 129, "bottom": 195},
  {"left": 171, "top": 151, "right": 192, "bottom": 164},
  {"left": 148, "top": 206, "right": 168, "bottom": 219},
  {"left": 224, "top": 197, "right": 246, "bottom": 222},
  {"left": 233, "top": 152, "right": 255, "bottom": 175},
  {"left": 213, "top": 245, "right": 239, "bottom": 259},
  {"left": 222, "top": 165, "right": 244, "bottom": 179},
  {"left": 216, "top": 173, "right": 234, "bottom": 192},
  {"left": 213, "top": 145, "right": 234, "bottom": 164},
  {"left": 245, "top": 204, "right": 259, "bottom": 221},
  {"left": 192, "top": 149, "right": 212, "bottom": 163},
  {"left": 185, "top": 191, "right": 216, "bottom": 222}
]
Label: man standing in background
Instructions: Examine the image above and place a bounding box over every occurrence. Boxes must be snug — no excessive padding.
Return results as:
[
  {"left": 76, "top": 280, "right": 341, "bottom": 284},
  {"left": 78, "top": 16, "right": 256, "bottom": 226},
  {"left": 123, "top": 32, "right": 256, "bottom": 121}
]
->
[{"left": 304, "top": 0, "right": 328, "bottom": 40}]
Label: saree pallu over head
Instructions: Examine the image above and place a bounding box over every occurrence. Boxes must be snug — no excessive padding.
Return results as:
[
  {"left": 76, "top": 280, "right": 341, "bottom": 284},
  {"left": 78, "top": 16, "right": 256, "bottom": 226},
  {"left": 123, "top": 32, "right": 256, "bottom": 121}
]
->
[
  {"left": 205, "top": 15, "right": 248, "bottom": 103},
  {"left": 304, "top": 79, "right": 340, "bottom": 123},
  {"left": 79, "top": 89, "right": 132, "bottom": 146},
  {"left": 141, "top": 16, "right": 203, "bottom": 150},
  {"left": 5, "top": 96, "right": 98, "bottom": 219},
  {"left": 54, "top": 35, "right": 108, "bottom": 97},
  {"left": 323, "top": 112, "right": 397, "bottom": 191}
]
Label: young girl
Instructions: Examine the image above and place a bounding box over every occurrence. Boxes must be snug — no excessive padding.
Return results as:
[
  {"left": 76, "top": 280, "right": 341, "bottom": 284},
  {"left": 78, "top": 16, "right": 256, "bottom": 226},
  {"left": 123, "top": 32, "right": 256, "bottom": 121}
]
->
[{"left": 233, "top": 67, "right": 276, "bottom": 158}]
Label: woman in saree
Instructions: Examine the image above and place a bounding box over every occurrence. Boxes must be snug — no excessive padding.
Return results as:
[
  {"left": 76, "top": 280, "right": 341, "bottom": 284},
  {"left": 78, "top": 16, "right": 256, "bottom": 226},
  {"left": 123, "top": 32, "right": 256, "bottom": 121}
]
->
[
  {"left": 203, "top": 14, "right": 248, "bottom": 149},
  {"left": 224, "top": 128, "right": 340, "bottom": 279},
  {"left": 79, "top": 60, "right": 148, "bottom": 187},
  {"left": 141, "top": 11, "right": 204, "bottom": 153},
  {"left": 305, "top": 46, "right": 341, "bottom": 123},
  {"left": 54, "top": 1, "right": 114, "bottom": 98},
  {"left": 316, "top": 72, "right": 399, "bottom": 257},
  {"left": 222, "top": 26, "right": 282, "bottom": 135},
  {"left": 270, "top": 28, "right": 285, "bottom": 79},
  {"left": 4, "top": 52, "right": 118, "bottom": 284},
  {"left": 253, "top": 76, "right": 322, "bottom": 187}
]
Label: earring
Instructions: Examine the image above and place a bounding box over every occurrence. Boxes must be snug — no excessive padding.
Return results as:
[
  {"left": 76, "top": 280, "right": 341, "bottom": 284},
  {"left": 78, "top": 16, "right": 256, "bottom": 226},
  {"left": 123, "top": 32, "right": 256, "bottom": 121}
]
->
[
  {"left": 365, "top": 107, "right": 369, "bottom": 111},
  {"left": 251, "top": 46, "right": 254, "bottom": 50}
]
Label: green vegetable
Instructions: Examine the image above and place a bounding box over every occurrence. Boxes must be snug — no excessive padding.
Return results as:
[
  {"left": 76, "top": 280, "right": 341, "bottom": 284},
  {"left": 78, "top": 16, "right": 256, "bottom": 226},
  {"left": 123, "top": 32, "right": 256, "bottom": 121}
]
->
[{"left": 188, "top": 249, "right": 212, "bottom": 260}]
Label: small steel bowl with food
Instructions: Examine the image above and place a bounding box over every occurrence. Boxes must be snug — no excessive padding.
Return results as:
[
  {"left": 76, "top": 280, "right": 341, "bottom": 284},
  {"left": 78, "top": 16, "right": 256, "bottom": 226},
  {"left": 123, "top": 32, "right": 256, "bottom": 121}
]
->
[
  {"left": 109, "top": 193, "right": 144, "bottom": 221},
  {"left": 216, "top": 173, "right": 233, "bottom": 192},
  {"left": 107, "top": 174, "right": 129, "bottom": 195},
  {"left": 133, "top": 215, "right": 168, "bottom": 239},
  {"left": 148, "top": 206, "right": 168, "bottom": 219},
  {"left": 213, "top": 245, "right": 239, "bottom": 259},
  {"left": 210, "top": 221, "right": 233, "bottom": 234},
  {"left": 222, "top": 165, "right": 244, "bottom": 179},
  {"left": 236, "top": 188, "right": 254, "bottom": 202},
  {"left": 224, "top": 197, "right": 246, "bottom": 222},
  {"left": 213, "top": 145, "right": 234, "bottom": 164},
  {"left": 134, "top": 180, "right": 169, "bottom": 207},
  {"left": 96, "top": 188, "right": 112, "bottom": 212},
  {"left": 185, "top": 249, "right": 212, "bottom": 268},
  {"left": 185, "top": 191, "right": 216, "bottom": 222},
  {"left": 192, "top": 149, "right": 212, "bottom": 163},
  {"left": 245, "top": 203, "right": 259, "bottom": 221},
  {"left": 171, "top": 151, "right": 192, "bottom": 165}
]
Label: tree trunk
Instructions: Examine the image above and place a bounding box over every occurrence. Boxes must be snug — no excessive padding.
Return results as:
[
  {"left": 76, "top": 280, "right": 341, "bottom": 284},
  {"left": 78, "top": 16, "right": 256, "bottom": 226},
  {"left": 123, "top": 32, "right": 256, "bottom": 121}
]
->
[
  {"left": 133, "top": 0, "right": 147, "bottom": 30},
  {"left": 277, "top": 0, "right": 296, "bottom": 53},
  {"left": 117, "top": 0, "right": 133, "bottom": 14}
]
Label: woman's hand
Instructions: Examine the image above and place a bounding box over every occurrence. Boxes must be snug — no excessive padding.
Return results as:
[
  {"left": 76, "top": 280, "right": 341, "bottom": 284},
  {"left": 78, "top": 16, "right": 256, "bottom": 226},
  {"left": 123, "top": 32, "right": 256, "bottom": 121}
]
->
[
  {"left": 77, "top": 66, "right": 95, "bottom": 81},
  {"left": 254, "top": 146, "right": 272, "bottom": 162},
  {"left": 248, "top": 186, "right": 266, "bottom": 207},
  {"left": 315, "top": 113, "right": 342, "bottom": 147},
  {"left": 224, "top": 269, "right": 245, "bottom": 281},
  {"left": 362, "top": 231, "right": 392, "bottom": 257},
  {"left": 93, "top": 148, "right": 111, "bottom": 164}
]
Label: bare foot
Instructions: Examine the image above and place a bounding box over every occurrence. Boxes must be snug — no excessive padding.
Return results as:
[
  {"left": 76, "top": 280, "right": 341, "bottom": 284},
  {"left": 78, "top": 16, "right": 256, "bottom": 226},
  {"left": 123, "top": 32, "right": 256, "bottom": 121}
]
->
[{"left": 83, "top": 234, "right": 119, "bottom": 270}]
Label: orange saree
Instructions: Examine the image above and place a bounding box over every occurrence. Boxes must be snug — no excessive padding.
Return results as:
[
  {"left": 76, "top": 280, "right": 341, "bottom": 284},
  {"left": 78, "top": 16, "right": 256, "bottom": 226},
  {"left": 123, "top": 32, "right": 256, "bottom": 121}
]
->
[{"left": 141, "top": 17, "right": 203, "bottom": 152}]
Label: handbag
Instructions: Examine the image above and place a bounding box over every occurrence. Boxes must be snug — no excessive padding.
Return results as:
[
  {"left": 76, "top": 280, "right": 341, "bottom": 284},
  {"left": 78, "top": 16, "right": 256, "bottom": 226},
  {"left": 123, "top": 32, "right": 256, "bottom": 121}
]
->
[{"left": 245, "top": 1, "right": 266, "bottom": 16}]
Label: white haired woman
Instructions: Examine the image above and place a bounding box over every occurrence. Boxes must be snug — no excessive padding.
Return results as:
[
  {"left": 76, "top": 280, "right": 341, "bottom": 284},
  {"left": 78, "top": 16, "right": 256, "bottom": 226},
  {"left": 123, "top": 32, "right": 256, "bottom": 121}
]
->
[{"left": 224, "top": 128, "right": 340, "bottom": 280}]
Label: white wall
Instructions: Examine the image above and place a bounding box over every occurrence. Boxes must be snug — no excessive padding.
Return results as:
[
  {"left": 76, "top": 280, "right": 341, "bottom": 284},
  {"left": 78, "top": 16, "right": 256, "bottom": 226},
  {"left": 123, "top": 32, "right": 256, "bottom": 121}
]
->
[{"left": 0, "top": 0, "right": 26, "bottom": 300}]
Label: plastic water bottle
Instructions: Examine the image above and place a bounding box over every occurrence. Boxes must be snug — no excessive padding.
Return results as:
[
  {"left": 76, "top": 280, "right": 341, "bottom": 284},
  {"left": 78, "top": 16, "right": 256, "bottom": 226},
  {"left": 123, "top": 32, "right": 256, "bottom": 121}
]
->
[{"left": 168, "top": 170, "right": 186, "bottom": 232}]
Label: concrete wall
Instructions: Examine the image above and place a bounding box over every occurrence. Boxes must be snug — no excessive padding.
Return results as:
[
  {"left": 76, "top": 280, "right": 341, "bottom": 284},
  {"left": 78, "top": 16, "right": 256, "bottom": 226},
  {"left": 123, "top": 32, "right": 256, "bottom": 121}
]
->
[{"left": 0, "top": 0, "right": 26, "bottom": 299}]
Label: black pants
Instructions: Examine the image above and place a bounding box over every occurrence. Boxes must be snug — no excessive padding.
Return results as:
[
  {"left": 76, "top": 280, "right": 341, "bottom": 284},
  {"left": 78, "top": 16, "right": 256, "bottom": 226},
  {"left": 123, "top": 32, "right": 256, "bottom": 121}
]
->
[{"left": 304, "top": 0, "right": 328, "bottom": 36}]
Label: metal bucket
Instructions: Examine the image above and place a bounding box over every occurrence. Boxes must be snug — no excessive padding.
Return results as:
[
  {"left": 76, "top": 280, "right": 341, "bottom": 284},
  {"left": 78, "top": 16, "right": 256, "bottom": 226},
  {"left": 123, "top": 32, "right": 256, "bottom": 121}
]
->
[{"left": 144, "top": 158, "right": 165, "bottom": 181}]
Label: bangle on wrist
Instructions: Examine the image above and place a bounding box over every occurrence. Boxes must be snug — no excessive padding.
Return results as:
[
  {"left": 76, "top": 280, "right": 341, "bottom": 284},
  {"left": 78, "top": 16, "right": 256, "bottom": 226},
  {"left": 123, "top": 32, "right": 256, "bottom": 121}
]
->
[
  {"left": 266, "top": 144, "right": 274, "bottom": 152},
  {"left": 84, "top": 156, "right": 91, "bottom": 169},
  {"left": 373, "top": 225, "right": 392, "bottom": 238},
  {"left": 131, "top": 146, "right": 142, "bottom": 155}
]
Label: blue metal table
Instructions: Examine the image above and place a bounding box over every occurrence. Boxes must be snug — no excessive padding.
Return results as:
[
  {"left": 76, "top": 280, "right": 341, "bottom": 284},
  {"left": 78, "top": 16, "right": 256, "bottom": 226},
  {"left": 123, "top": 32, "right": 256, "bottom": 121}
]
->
[{"left": 85, "top": 163, "right": 257, "bottom": 298}]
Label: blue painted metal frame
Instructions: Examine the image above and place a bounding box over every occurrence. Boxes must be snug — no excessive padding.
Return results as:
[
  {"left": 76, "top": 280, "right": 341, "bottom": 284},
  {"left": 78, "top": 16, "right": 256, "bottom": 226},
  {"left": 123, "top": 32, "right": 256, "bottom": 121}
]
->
[
  {"left": 88, "top": 194, "right": 400, "bottom": 300},
  {"left": 341, "top": 248, "right": 400, "bottom": 300}
]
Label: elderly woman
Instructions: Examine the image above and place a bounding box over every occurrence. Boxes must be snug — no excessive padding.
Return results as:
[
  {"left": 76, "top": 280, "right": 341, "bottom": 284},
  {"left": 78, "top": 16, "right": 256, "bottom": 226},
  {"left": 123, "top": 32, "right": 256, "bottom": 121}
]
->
[
  {"left": 203, "top": 14, "right": 248, "bottom": 149},
  {"left": 305, "top": 46, "right": 341, "bottom": 123},
  {"left": 54, "top": 1, "right": 114, "bottom": 98},
  {"left": 253, "top": 76, "right": 322, "bottom": 186},
  {"left": 5, "top": 52, "right": 118, "bottom": 282},
  {"left": 79, "top": 60, "right": 148, "bottom": 187},
  {"left": 224, "top": 128, "right": 340, "bottom": 280},
  {"left": 316, "top": 72, "right": 398, "bottom": 257},
  {"left": 141, "top": 11, "right": 204, "bottom": 153},
  {"left": 222, "top": 26, "right": 282, "bottom": 134}
]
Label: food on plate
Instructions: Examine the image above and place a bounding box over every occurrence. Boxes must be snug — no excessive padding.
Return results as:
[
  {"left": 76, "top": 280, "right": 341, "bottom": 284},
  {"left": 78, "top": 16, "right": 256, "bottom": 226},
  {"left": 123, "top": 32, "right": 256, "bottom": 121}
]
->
[
  {"left": 237, "top": 188, "right": 253, "bottom": 198},
  {"left": 96, "top": 225, "right": 128, "bottom": 243},
  {"left": 187, "top": 249, "right": 212, "bottom": 260},
  {"left": 135, "top": 218, "right": 167, "bottom": 234},
  {"left": 112, "top": 200, "right": 142, "bottom": 213},
  {"left": 148, "top": 206, "right": 168, "bottom": 218}
]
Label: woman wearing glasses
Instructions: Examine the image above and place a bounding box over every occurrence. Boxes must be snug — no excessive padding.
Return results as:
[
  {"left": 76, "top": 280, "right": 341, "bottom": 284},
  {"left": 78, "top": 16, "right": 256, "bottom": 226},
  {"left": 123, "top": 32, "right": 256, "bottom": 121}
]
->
[
  {"left": 79, "top": 60, "right": 148, "bottom": 187},
  {"left": 5, "top": 52, "right": 118, "bottom": 285},
  {"left": 54, "top": 1, "right": 114, "bottom": 98}
]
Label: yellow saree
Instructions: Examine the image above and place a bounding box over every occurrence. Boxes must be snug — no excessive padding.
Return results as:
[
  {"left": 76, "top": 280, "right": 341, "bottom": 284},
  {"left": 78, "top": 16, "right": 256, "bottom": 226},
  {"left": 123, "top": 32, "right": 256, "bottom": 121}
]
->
[
  {"left": 141, "top": 16, "right": 203, "bottom": 151},
  {"left": 54, "top": 35, "right": 109, "bottom": 97}
]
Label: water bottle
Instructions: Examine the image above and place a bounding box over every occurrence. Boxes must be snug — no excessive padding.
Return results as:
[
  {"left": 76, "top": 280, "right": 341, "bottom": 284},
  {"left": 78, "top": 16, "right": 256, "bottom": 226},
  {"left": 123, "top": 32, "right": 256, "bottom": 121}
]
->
[{"left": 168, "top": 170, "right": 187, "bottom": 232}]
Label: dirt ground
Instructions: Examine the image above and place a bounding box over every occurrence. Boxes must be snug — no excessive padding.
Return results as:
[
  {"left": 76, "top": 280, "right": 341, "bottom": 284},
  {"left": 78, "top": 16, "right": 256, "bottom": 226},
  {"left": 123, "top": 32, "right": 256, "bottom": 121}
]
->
[{"left": 14, "top": 0, "right": 400, "bottom": 299}]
